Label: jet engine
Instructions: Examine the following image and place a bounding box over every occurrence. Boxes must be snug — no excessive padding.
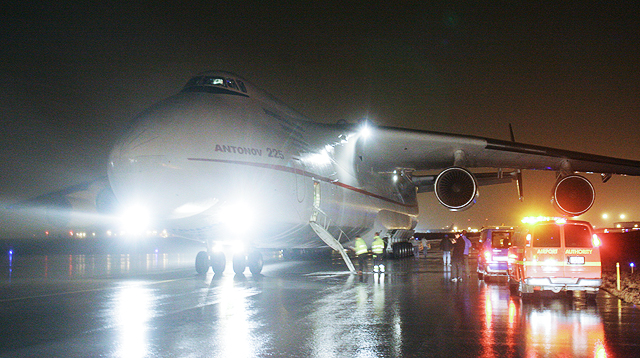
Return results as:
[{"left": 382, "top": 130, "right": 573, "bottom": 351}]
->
[
  {"left": 434, "top": 167, "right": 478, "bottom": 211},
  {"left": 551, "top": 174, "right": 595, "bottom": 216}
]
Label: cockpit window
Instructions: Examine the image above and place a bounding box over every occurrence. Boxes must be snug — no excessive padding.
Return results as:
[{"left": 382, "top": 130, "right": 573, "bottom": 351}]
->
[
  {"left": 226, "top": 78, "right": 238, "bottom": 90},
  {"left": 203, "top": 77, "right": 226, "bottom": 86},
  {"left": 182, "top": 75, "right": 249, "bottom": 96},
  {"left": 237, "top": 80, "right": 247, "bottom": 93}
]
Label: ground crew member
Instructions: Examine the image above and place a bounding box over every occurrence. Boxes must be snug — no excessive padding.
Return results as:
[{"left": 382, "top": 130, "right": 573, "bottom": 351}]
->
[
  {"left": 354, "top": 236, "right": 368, "bottom": 274},
  {"left": 372, "top": 232, "right": 385, "bottom": 273},
  {"left": 461, "top": 230, "right": 472, "bottom": 278}
]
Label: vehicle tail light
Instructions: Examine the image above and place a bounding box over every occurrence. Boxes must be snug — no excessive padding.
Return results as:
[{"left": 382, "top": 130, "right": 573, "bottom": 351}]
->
[
  {"left": 592, "top": 234, "right": 601, "bottom": 247},
  {"left": 484, "top": 251, "right": 492, "bottom": 262}
]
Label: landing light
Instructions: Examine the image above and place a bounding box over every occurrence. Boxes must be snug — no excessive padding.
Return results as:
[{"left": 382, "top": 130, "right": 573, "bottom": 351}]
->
[
  {"left": 232, "top": 242, "right": 245, "bottom": 254},
  {"left": 119, "top": 204, "right": 152, "bottom": 236},
  {"left": 220, "top": 202, "right": 255, "bottom": 234},
  {"left": 359, "top": 122, "right": 372, "bottom": 139}
]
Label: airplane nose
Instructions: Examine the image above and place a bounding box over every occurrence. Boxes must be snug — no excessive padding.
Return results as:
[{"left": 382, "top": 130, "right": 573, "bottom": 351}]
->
[
  {"left": 107, "top": 94, "right": 236, "bottom": 221},
  {"left": 107, "top": 112, "right": 175, "bottom": 218}
]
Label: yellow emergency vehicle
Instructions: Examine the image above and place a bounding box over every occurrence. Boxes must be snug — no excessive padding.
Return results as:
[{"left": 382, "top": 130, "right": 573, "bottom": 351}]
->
[{"left": 507, "top": 218, "right": 602, "bottom": 299}]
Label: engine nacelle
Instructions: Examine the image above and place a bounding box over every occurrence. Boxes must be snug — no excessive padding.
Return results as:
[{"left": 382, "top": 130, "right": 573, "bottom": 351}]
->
[
  {"left": 552, "top": 175, "right": 595, "bottom": 216},
  {"left": 434, "top": 167, "right": 478, "bottom": 211}
]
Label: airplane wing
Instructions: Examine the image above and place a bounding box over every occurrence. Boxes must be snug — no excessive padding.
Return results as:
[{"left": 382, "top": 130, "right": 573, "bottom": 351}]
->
[
  {"left": 4, "top": 176, "right": 118, "bottom": 233},
  {"left": 359, "top": 125, "right": 640, "bottom": 175},
  {"left": 357, "top": 125, "right": 640, "bottom": 215}
]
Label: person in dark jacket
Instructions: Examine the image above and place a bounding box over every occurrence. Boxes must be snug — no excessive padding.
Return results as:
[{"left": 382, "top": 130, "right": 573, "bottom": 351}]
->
[
  {"left": 451, "top": 233, "right": 466, "bottom": 282},
  {"left": 440, "top": 235, "right": 453, "bottom": 267}
]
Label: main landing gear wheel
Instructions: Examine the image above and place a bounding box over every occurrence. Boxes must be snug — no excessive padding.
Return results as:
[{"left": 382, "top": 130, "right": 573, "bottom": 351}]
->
[
  {"left": 247, "top": 251, "right": 264, "bottom": 275},
  {"left": 210, "top": 252, "right": 226, "bottom": 275},
  {"left": 195, "top": 251, "right": 210, "bottom": 274},
  {"left": 233, "top": 253, "right": 247, "bottom": 275}
]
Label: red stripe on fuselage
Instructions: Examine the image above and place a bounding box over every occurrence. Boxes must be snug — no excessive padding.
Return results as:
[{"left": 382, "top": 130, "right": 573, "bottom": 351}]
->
[{"left": 187, "top": 157, "right": 417, "bottom": 208}]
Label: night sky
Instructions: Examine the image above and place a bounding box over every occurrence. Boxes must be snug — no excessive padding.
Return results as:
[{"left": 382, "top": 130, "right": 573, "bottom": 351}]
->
[{"left": 2, "top": 1, "right": 639, "bottom": 237}]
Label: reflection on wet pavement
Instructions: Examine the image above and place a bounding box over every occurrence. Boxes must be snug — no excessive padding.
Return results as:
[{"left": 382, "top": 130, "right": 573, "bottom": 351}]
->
[{"left": 1, "top": 252, "right": 639, "bottom": 357}]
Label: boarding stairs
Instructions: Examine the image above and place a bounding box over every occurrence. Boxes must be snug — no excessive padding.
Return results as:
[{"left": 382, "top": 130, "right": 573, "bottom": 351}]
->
[{"left": 309, "top": 207, "right": 356, "bottom": 273}]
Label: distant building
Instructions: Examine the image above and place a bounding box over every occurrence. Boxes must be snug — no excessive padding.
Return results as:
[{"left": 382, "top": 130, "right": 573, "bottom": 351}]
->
[{"left": 614, "top": 222, "right": 640, "bottom": 229}]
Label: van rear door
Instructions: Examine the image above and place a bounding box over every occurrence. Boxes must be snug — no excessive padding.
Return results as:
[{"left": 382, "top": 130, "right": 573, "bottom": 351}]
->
[
  {"left": 562, "top": 223, "right": 600, "bottom": 279},
  {"left": 528, "top": 224, "right": 563, "bottom": 278}
]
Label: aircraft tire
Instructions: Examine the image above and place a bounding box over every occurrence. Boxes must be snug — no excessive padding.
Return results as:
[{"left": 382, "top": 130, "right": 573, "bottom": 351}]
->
[
  {"left": 210, "top": 252, "right": 226, "bottom": 275},
  {"left": 195, "top": 251, "right": 210, "bottom": 274},
  {"left": 233, "top": 254, "right": 246, "bottom": 275},
  {"left": 248, "top": 251, "right": 264, "bottom": 275}
]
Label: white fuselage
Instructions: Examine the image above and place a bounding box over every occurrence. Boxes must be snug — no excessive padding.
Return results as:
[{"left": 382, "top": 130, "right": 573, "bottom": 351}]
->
[{"left": 108, "top": 72, "right": 417, "bottom": 249}]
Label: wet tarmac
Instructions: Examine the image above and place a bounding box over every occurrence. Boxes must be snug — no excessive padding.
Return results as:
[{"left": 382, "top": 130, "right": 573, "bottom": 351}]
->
[{"left": 1, "top": 250, "right": 639, "bottom": 357}]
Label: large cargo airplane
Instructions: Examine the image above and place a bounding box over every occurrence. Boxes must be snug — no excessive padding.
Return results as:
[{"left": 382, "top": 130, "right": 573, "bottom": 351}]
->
[{"left": 13, "top": 70, "right": 640, "bottom": 275}]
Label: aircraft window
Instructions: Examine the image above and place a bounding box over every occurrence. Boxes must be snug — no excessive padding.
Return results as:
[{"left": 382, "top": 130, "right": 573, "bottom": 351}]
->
[
  {"left": 203, "top": 77, "right": 226, "bottom": 86},
  {"left": 226, "top": 78, "right": 238, "bottom": 90},
  {"left": 237, "top": 80, "right": 247, "bottom": 93},
  {"left": 185, "top": 77, "right": 201, "bottom": 87},
  {"left": 532, "top": 224, "right": 561, "bottom": 247},
  {"left": 181, "top": 75, "right": 249, "bottom": 97}
]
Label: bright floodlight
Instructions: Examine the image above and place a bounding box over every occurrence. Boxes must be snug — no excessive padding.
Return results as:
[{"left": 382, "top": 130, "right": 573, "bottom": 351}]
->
[
  {"left": 119, "top": 204, "right": 152, "bottom": 235},
  {"left": 359, "top": 121, "right": 372, "bottom": 139},
  {"left": 220, "top": 202, "right": 254, "bottom": 235}
]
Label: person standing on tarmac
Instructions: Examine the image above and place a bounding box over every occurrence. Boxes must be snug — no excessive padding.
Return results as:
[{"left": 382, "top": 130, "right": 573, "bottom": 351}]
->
[
  {"left": 451, "top": 233, "right": 466, "bottom": 282},
  {"left": 372, "top": 232, "right": 385, "bottom": 273},
  {"left": 354, "top": 236, "right": 368, "bottom": 274},
  {"left": 411, "top": 236, "right": 420, "bottom": 259},
  {"left": 461, "top": 230, "right": 473, "bottom": 279},
  {"left": 421, "top": 237, "right": 428, "bottom": 259},
  {"left": 440, "top": 234, "right": 453, "bottom": 267}
]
